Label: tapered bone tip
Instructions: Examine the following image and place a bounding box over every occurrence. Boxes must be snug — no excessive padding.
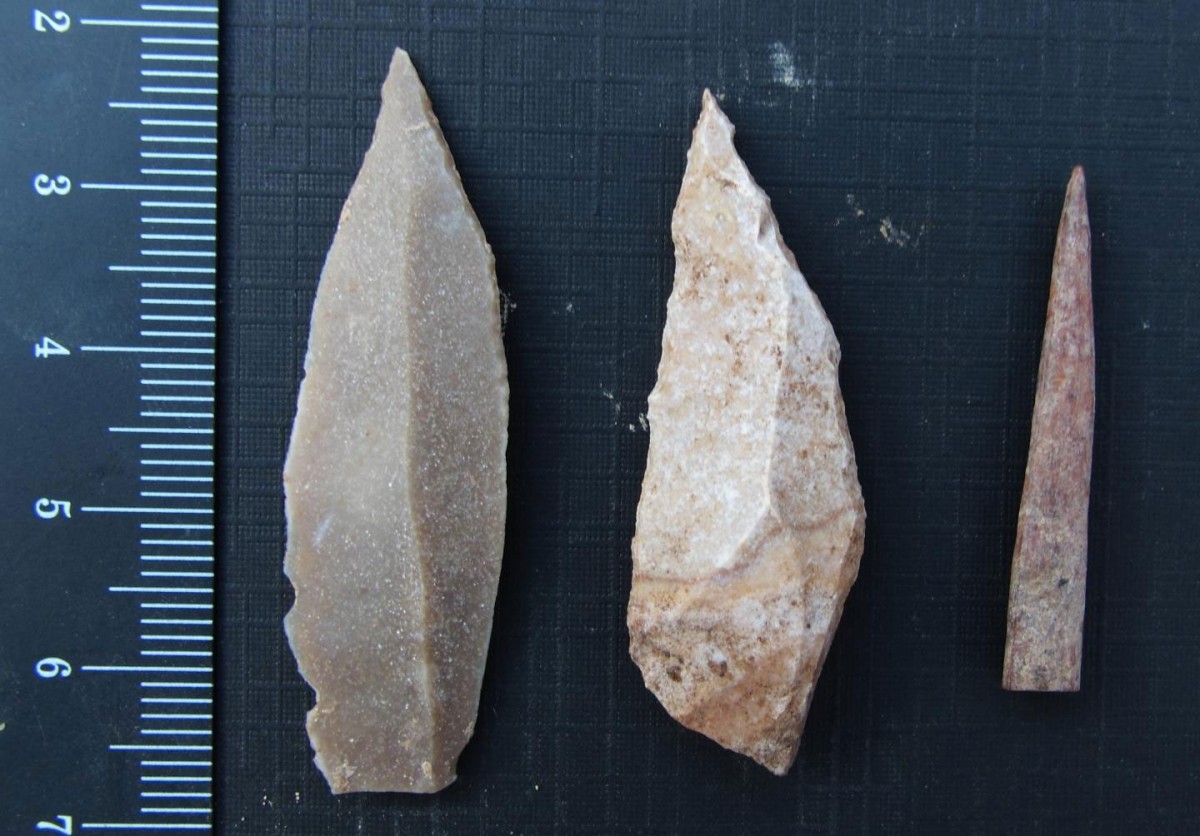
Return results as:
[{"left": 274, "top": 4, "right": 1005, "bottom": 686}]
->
[{"left": 1065, "top": 165, "right": 1087, "bottom": 207}]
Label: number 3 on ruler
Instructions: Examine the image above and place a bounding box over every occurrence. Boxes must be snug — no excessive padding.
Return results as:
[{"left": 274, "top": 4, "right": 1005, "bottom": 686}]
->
[
  {"left": 37, "top": 816, "right": 73, "bottom": 834},
  {"left": 33, "top": 174, "right": 70, "bottom": 196},
  {"left": 32, "top": 10, "right": 70, "bottom": 32}
]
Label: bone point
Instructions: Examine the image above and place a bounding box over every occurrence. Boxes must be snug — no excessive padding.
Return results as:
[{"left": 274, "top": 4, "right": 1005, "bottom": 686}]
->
[
  {"left": 628, "top": 89, "right": 866, "bottom": 775},
  {"left": 283, "top": 48, "right": 509, "bottom": 792},
  {"left": 1002, "top": 166, "right": 1094, "bottom": 693}
]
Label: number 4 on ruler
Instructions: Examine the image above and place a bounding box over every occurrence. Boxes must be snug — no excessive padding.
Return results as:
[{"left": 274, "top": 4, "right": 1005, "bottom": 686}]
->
[{"left": 33, "top": 337, "right": 69, "bottom": 358}]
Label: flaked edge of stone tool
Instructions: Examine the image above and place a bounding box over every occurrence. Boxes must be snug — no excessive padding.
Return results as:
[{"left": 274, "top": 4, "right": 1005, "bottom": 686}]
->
[
  {"left": 1002, "top": 165, "right": 1094, "bottom": 693},
  {"left": 627, "top": 90, "right": 866, "bottom": 775}
]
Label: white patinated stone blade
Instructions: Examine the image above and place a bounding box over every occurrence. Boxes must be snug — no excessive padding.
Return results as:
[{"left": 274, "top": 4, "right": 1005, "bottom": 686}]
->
[
  {"left": 283, "top": 48, "right": 508, "bottom": 794},
  {"left": 628, "top": 90, "right": 866, "bottom": 775}
]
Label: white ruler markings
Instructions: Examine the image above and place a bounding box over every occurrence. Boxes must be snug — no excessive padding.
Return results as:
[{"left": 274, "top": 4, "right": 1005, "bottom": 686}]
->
[{"left": 72, "top": 6, "right": 219, "bottom": 832}]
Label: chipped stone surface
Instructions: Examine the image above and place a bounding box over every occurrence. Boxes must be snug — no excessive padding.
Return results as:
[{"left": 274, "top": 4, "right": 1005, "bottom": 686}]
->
[
  {"left": 628, "top": 91, "right": 866, "bottom": 775},
  {"left": 1003, "top": 166, "right": 1094, "bottom": 693},
  {"left": 283, "top": 49, "right": 508, "bottom": 793}
]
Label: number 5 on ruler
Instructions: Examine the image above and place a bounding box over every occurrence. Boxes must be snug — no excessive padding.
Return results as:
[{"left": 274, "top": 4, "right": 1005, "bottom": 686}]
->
[
  {"left": 37, "top": 816, "right": 72, "bottom": 834},
  {"left": 34, "top": 498, "right": 71, "bottom": 519}
]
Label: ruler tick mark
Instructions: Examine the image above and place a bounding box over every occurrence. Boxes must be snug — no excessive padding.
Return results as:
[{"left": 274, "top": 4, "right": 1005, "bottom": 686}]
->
[
  {"left": 142, "top": 136, "right": 218, "bottom": 144},
  {"left": 111, "top": 266, "right": 216, "bottom": 275},
  {"left": 140, "top": 86, "right": 218, "bottom": 95},
  {"left": 140, "top": 538, "right": 213, "bottom": 545},
  {"left": 139, "top": 170, "right": 216, "bottom": 179},
  {"left": 142, "top": 152, "right": 218, "bottom": 160},
  {"left": 142, "top": 651, "right": 212, "bottom": 658},
  {"left": 140, "top": 200, "right": 216, "bottom": 208},
  {"left": 141, "top": 3, "right": 219, "bottom": 12},
  {"left": 140, "top": 557, "right": 215, "bottom": 563},
  {"left": 141, "top": 70, "right": 218, "bottom": 78},
  {"left": 82, "top": 181, "right": 215, "bottom": 191},
  {"left": 82, "top": 18, "right": 216, "bottom": 29},
  {"left": 140, "top": 455, "right": 215, "bottom": 461},
  {"left": 141, "top": 35, "right": 218, "bottom": 44},
  {"left": 113, "top": 585, "right": 213, "bottom": 592},
  {"left": 140, "top": 761, "right": 212, "bottom": 767},
  {"left": 141, "top": 475, "right": 213, "bottom": 482},
  {"left": 81, "top": 824, "right": 211, "bottom": 831},
  {"left": 140, "top": 571, "right": 215, "bottom": 579},
  {"left": 137, "top": 600, "right": 213, "bottom": 606},
  {"left": 139, "top": 296, "right": 219, "bottom": 303},
  {"left": 82, "top": 665, "right": 212, "bottom": 673},
  {"left": 139, "top": 444, "right": 213, "bottom": 450},
  {"left": 139, "top": 413, "right": 214, "bottom": 420},
  {"left": 112, "top": 428, "right": 214, "bottom": 434},
  {"left": 141, "top": 792, "right": 213, "bottom": 799},
  {"left": 141, "top": 316, "right": 216, "bottom": 323},
  {"left": 83, "top": 345, "right": 213, "bottom": 354},
  {"left": 142, "top": 56, "right": 220, "bottom": 64},
  {"left": 84, "top": 507, "right": 211, "bottom": 515}
]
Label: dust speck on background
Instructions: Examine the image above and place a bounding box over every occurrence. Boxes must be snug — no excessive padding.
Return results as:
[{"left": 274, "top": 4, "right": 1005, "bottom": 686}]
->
[
  {"left": 879, "top": 217, "right": 912, "bottom": 247},
  {"left": 499, "top": 290, "right": 516, "bottom": 332},
  {"left": 601, "top": 387, "right": 621, "bottom": 422},
  {"left": 768, "top": 42, "right": 813, "bottom": 91}
]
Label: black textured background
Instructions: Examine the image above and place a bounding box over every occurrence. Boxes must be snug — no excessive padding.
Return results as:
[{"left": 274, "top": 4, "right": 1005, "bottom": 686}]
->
[{"left": 216, "top": 1, "right": 1200, "bottom": 832}]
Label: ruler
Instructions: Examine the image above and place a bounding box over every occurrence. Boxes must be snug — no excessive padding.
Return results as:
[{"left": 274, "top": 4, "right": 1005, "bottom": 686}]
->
[{"left": 1, "top": 2, "right": 217, "bottom": 832}]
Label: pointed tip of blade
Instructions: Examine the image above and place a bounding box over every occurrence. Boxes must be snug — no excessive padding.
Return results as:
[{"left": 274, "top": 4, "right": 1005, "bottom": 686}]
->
[
  {"left": 699, "top": 88, "right": 728, "bottom": 125},
  {"left": 390, "top": 46, "right": 415, "bottom": 72},
  {"left": 694, "top": 87, "right": 734, "bottom": 145}
]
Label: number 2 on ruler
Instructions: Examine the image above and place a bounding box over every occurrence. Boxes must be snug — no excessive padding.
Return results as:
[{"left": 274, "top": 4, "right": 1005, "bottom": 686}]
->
[
  {"left": 32, "top": 10, "right": 70, "bottom": 33},
  {"left": 36, "top": 816, "right": 72, "bottom": 834}
]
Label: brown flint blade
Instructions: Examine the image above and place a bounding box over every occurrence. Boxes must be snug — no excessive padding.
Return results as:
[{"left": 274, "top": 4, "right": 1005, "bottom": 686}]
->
[{"left": 1002, "top": 166, "right": 1095, "bottom": 692}]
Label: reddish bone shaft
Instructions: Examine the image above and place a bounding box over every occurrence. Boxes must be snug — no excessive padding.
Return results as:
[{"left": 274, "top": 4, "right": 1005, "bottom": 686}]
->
[{"left": 1003, "top": 166, "right": 1095, "bottom": 692}]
